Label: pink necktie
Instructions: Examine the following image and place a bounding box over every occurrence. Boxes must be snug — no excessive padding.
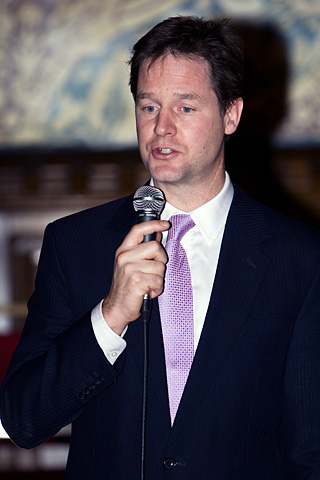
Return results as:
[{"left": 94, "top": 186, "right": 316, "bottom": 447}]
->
[{"left": 158, "top": 214, "right": 195, "bottom": 425}]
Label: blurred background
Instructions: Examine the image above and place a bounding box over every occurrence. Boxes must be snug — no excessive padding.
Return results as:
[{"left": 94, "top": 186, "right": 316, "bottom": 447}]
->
[{"left": 0, "top": 0, "right": 319, "bottom": 477}]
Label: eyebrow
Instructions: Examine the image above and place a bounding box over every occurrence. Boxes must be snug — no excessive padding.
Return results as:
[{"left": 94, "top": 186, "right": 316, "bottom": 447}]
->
[
  {"left": 136, "top": 92, "right": 154, "bottom": 100},
  {"left": 174, "top": 93, "right": 202, "bottom": 101},
  {"left": 136, "top": 92, "right": 202, "bottom": 102}
]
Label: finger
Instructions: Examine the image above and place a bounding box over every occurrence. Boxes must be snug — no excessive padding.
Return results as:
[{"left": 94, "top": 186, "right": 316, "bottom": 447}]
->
[
  {"left": 116, "top": 241, "right": 167, "bottom": 269},
  {"left": 122, "top": 220, "right": 170, "bottom": 247},
  {"left": 127, "top": 263, "right": 166, "bottom": 299}
]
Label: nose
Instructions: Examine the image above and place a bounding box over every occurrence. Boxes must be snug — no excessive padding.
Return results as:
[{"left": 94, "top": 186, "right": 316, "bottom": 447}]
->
[{"left": 154, "top": 109, "right": 177, "bottom": 137}]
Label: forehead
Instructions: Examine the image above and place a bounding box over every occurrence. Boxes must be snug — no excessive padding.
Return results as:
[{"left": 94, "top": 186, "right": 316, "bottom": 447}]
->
[{"left": 137, "top": 54, "right": 212, "bottom": 94}]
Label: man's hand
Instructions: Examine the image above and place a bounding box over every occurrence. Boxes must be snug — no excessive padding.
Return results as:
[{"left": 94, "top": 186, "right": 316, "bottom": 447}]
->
[{"left": 102, "top": 220, "right": 170, "bottom": 335}]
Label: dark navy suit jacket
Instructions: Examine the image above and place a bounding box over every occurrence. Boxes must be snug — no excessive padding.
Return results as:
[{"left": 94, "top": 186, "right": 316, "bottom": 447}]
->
[{"left": 1, "top": 184, "right": 320, "bottom": 479}]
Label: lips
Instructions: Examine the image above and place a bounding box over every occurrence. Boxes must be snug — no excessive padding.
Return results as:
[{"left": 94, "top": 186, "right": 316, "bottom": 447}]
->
[
  {"left": 151, "top": 146, "right": 178, "bottom": 158},
  {"left": 157, "top": 148, "right": 173, "bottom": 154}
]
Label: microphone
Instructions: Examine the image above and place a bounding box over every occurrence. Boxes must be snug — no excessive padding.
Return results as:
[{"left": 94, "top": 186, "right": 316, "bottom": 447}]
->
[
  {"left": 133, "top": 185, "right": 166, "bottom": 240},
  {"left": 133, "top": 185, "right": 165, "bottom": 320},
  {"left": 133, "top": 186, "right": 165, "bottom": 479}
]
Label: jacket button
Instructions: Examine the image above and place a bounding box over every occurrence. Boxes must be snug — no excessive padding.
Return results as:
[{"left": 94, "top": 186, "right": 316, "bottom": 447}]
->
[{"left": 164, "top": 458, "right": 176, "bottom": 470}]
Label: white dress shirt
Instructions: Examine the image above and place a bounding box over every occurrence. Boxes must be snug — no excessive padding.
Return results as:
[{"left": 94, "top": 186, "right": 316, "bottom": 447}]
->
[{"left": 91, "top": 173, "right": 234, "bottom": 364}]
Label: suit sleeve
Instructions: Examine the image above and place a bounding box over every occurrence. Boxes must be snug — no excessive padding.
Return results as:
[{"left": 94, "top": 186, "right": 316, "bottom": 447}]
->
[
  {"left": 0, "top": 222, "right": 125, "bottom": 449},
  {"left": 283, "top": 264, "right": 320, "bottom": 478}
]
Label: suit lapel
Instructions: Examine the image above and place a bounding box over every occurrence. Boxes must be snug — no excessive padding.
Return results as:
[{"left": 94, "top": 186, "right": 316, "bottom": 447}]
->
[
  {"left": 98, "top": 194, "right": 136, "bottom": 293},
  {"left": 168, "top": 186, "right": 272, "bottom": 444},
  {"left": 100, "top": 194, "right": 136, "bottom": 250},
  {"left": 148, "top": 300, "right": 172, "bottom": 425}
]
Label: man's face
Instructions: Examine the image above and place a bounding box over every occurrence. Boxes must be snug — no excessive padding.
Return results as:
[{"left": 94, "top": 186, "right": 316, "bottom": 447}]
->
[{"left": 135, "top": 54, "right": 242, "bottom": 203}]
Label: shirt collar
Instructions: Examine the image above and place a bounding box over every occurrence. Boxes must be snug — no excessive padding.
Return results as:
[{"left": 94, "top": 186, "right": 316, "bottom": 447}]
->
[{"left": 151, "top": 172, "right": 234, "bottom": 245}]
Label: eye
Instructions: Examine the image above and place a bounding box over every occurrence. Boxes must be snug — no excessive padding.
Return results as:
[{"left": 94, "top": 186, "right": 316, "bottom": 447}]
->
[
  {"left": 142, "top": 105, "right": 156, "bottom": 113},
  {"left": 181, "top": 106, "right": 194, "bottom": 113}
]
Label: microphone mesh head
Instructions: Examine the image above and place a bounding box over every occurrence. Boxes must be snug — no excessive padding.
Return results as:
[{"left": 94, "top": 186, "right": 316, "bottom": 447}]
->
[{"left": 133, "top": 185, "right": 165, "bottom": 214}]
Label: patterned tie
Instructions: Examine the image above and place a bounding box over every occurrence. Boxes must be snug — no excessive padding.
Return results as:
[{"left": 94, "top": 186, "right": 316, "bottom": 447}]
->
[{"left": 158, "top": 214, "right": 195, "bottom": 425}]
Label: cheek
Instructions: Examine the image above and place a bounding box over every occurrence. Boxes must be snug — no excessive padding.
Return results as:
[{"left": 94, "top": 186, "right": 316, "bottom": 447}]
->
[
  {"left": 200, "top": 119, "right": 224, "bottom": 147},
  {"left": 186, "top": 123, "right": 206, "bottom": 144},
  {"left": 137, "top": 120, "right": 153, "bottom": 143},
  {"left": 190, "top": 126, "right": 215, "bottom": 153},
  {"left": 136, "top": 123, "right": 147, "bottom": 147}
]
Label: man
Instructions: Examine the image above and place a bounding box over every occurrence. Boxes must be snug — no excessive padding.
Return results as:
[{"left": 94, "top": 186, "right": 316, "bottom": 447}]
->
[{"left": 1, "top": 16, "right": 320, "bottom": 479}]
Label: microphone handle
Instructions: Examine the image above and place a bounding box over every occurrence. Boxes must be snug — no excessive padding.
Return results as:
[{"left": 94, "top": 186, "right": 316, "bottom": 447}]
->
[
  {"left": 137, "top": 211, "right": 159, "bottom": 320},
  {"left": 137, "top": 212, "right": 159, "bottom": 243}
]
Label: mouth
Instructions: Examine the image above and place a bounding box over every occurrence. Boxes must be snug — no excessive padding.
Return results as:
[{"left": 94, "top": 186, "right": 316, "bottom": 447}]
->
[
  {"left": 151, "top": 146, "right": 178, "bottom": 157},
  {"left": 157, "top": 148, "right": 173, "bottom": 154},
  {"left": 150, "top": 146, "right": 180, "bottom": 161}
]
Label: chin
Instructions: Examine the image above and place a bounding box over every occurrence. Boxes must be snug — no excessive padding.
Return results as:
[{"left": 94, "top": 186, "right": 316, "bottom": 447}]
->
[
  {"left": 152, "top": 166, "right": 184, "bottom": 185},
  {"left": 153, "top": 176, "right": 181, "bottom": 189}
]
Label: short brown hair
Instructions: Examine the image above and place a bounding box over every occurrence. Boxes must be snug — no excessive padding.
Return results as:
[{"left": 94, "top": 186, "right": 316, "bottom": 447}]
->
[{"left": 129, "top": 15, "right": 244, "bottom": 114}]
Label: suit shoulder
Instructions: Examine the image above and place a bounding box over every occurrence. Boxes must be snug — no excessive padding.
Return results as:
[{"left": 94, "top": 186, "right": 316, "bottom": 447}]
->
[
  {"left": 261, "top": 202, "right": 320, "bottom": 246},
  {"left": 232, "top": 184, "right": 320, "bottom": 248},
  {"left": 48, "top": 195, "right": 132, "bottom": 235}
]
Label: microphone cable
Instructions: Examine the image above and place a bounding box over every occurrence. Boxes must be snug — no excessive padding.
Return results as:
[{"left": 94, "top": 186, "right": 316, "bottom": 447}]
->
[
  {"left": 140, "top": 301, "right": 151, "bottom": 480},
  {"left": 133, "top": 186, "right": 165, "bottom": 480}
]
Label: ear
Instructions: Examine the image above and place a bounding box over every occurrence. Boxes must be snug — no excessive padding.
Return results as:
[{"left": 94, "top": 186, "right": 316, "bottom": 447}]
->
[{"left": 224, "top": 98, "right": 243, "bottom": 135}]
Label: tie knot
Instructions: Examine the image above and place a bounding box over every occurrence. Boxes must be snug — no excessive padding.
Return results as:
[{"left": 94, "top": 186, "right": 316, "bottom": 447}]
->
[{"left": 167, "top": 214, "right": 195, "bottom": 243}]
